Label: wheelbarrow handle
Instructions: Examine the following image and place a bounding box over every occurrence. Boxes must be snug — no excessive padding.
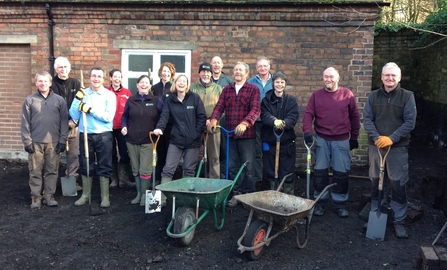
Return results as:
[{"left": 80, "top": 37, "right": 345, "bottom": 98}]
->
[{"left": 313, "top": 183, "right": 337, "bottom": 204}]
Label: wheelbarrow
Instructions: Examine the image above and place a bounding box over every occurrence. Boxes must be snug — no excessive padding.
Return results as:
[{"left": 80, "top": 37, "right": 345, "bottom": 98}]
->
[
  {"left": 234, "top": 174, "right": 336, "bottom": 260},
  {"left": 156, "top": 161, "right": 248, "bottom": 247}
]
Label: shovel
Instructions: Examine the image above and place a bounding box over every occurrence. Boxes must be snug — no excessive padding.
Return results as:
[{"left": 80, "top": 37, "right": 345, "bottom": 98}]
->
[
  {"left": 146, "top": 132, "right": 162, "bottom": 214},
  {"left": 304, "top": 136, "right": 315, "bottom": 199},
  {"left": 366, "top": 146, "right": 391, "bottom": 241},
  {"left": 203, "top": 132, "right": 209, "bottom": 178},
  {"left": 273, "top": 126, "right": 284, "bottom": 188},
  {"left": 61, "top": 142, "right": 77, "bottom": 197}
]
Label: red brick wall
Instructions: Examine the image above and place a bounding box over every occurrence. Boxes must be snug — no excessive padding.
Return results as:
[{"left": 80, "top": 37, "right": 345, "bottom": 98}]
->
[
  {"left": 0, "top": 44, "right": 32, "bottom": 153},
  {"left": 0, "top": 3, "right": 379, "bottom": 166}
]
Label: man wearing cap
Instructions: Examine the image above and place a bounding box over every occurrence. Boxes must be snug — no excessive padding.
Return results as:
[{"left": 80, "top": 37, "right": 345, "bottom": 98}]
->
[{"left": 191, "top": 62, "right": 223, "bottom": 179}]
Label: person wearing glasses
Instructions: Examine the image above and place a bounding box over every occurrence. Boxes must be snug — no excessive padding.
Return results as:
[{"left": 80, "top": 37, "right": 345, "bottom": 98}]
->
[
  {"left": 69, "top": 67, "right": 116, "bottom": 208},
  {"left": 363, "top": 62, "right": 416, "bottom": 238}
]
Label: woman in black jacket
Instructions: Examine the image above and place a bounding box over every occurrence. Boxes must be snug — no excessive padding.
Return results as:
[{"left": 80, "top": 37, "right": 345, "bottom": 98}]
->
[
  {"left": 260, "top": 71, "right": 299, "bottom": 194},
  {"left": 121, "top": 75, "right": 163, "bottom": 206},
  {"left": 154, "top": 74, "right": 206, "bottom": 205}
]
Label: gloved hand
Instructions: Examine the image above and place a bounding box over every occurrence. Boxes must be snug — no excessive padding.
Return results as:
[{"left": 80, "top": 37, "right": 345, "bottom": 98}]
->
[
  {"left": 349, "top": 140, "right": 359, "bottom": 150},
  {"left": 55, "top": 142, "right": 66, "bottom": 154},
  {"left": 121, "top": 127, "right": 128, "bottom": 136},
  {"left": 153, "top": 129, "right": 163, "bottom": 136},
  {"left": 235, "top": 122, "right": 248, "bottom": 136},
  {"left": 75, "top": 89, "right": 86, "bottom": 100},
  {"left": 375, "top": 136, "right": 393, "bottom": 149},
  {"left": 207, "top": 119, "right": 218, "bottom": 134},
  {"left": 79, "top": 102, "right": 92, "bottom": 114},
  {"left": 25, "top": 144, "right": 35, "bottom": 154},
  {"left": 304, "top": 133, "right": 314, "bottom": 144},
  {"left": 274, "top": 119, "right": 285, "bottom": 129}
]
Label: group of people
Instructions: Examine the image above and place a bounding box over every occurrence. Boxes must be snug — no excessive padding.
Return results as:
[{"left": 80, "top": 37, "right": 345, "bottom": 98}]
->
[{"left": 21, "top": 56, "right": 415, "bottom": 239}]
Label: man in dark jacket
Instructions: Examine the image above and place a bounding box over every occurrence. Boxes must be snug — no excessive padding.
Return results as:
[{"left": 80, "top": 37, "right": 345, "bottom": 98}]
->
[
  {"left": 52, "top": 57, "right": 82, "bottom": 191},
  {"left": 364, "top": 62, "right": 416, "bottom": 238}
]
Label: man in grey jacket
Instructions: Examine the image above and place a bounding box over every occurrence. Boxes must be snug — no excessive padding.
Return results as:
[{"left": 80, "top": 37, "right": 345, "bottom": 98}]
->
[
  {"left": 363, "top": 62, "right": 416, "bottom": 238},
  {"left": 21, "top": 71, "right": 69, "bottom": 209}
]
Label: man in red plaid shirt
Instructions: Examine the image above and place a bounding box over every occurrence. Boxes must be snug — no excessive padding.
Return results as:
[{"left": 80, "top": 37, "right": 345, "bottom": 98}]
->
[{"left": 208, "top": 62, "right": 261, "bottom": 207}]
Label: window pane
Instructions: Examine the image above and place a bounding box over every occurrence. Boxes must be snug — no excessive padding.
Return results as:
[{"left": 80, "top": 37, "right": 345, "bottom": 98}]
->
[
  {"left": 128, "top": 78, "right": 138, "bottom": 96},
  {"left": 129, "top": 55, "right": 153, "bottom": 72},
  {"left": 161, "top": 55, "right": 185, "bottom": 73}
]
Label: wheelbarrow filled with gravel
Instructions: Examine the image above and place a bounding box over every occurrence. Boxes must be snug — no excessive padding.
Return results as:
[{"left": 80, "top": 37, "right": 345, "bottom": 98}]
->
[
  {"left": 234, "top": 174, "right": 336, "bottom": 260},
  {"left": 156, "top": 161, "right": 247, "bottom": 247}
]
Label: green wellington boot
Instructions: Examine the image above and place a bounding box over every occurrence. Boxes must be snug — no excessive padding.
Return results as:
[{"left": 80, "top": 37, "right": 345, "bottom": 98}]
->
[
  {"left": 74, "top": 176, "right": 92, "bottom": 206},
  {"left": 131, "top": 176, "right": 142, "bottom": 204},
  {"left": 139, "top": 178, "right": 151, "bottom": 206},
  {"left": 99, "top": 176, "right": 110, "bottom": 208}
]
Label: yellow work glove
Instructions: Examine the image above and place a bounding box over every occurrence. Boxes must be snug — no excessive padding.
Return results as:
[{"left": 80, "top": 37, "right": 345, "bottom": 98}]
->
[
  {"left": 79, "top": 102, "right": 92, "bottom": 114},
  {"left": 75, "top": 89, "right": 86, "bottom": 100},
  {"left": 235, "top": 122, "right": 248, "bottom": 136},
  {"left": 375, "top": 136, "right": 393, "bottom": 149},
  {"left": 207, "top": 119, "right": 218, "bottom": 134},
  {"left": 274, "top": 119, "right": 285, "bottom": 129}
]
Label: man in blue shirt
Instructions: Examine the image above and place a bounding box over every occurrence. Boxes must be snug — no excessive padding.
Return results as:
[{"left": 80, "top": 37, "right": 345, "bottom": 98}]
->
[
  {"left": 69, "top": 67, "right": 116, "bottom": 208},
  {"left": 248, "top": 56, "right": 273, "bottom": 183}
]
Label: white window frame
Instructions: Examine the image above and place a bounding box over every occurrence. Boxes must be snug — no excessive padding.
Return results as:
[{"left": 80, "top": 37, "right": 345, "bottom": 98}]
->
[{"left": 121, "top": 49, "right": 191, "bottom": 91}]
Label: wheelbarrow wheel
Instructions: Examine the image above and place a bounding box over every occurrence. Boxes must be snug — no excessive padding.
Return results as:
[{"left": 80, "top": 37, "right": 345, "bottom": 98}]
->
[
  {"left": 173, "top": 206, "right": 196, "bottom": 247},
  {"left": 242, "top": 219, "right": 268, "bottom": 260}
]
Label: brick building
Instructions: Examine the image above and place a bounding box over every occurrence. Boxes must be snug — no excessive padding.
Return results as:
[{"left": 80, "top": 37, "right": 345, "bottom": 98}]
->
[{"left": 0, "top": 0, "right": 382, "bottom": 167}]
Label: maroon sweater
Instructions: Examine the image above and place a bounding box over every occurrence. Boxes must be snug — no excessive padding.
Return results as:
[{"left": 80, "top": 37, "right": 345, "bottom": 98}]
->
[{"left": 303, "top": 86, "right": 360, "bottom": 141}]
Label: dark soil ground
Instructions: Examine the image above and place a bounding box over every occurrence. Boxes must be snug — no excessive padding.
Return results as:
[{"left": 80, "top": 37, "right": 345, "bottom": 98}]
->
[{"left": 1, "top": 140, "right": 447, "bottom": 270}]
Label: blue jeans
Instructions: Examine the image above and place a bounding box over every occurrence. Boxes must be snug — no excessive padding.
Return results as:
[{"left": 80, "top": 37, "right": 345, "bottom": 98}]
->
[{"left": 229, "top": 137, "right": 256, "bottom": 193}]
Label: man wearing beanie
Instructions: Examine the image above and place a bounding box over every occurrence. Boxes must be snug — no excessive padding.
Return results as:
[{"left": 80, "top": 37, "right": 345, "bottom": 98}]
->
[{"left": 191, "top": 62, "right": 223, "bottom": 179}]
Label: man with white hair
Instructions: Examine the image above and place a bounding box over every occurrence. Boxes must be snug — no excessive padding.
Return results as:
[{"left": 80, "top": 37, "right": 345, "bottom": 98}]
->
[
  {"left": 364, "top": 62, "right": 416, "bottom": 238},
  {"left": 52, "top": 57, "right": 82, "bottom": 191}
]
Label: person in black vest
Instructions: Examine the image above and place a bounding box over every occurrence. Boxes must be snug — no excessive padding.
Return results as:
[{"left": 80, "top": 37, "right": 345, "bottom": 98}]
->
[{"left": 364, "top": 62, "right": 416, "bottom": 238}]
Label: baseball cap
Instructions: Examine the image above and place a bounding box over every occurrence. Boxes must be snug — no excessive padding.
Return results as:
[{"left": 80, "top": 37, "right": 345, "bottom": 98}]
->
[{"left": 198, "top": 62, "right": 212, "bottom": 73}]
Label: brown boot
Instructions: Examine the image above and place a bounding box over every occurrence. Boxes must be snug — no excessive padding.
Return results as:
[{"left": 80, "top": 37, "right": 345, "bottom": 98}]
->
[
  {"left": 43, "top": 194, "right": 58, "bottom": 207},
  {"left": 30, "top": 195, "right": 42, "bottom": 209}
]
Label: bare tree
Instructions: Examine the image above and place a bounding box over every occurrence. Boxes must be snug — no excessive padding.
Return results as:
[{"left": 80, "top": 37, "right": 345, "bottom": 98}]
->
[{"left": 379, "top": 0, "right": 441, "bottom": 23}]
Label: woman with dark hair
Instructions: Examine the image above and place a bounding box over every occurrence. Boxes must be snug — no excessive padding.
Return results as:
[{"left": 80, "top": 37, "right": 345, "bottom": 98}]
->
[
  {"left": 121, "top": 75, "right": 163, "bottom": 206},
  {"left": 154, "top": 74, "right": 206, "bottom": 206},
  {"left": 260, "top": 71, "right": 299, "bottom": 194}
]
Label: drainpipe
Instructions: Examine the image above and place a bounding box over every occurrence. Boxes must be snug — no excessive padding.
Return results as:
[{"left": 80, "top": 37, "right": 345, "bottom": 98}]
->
[{"left": 46, "top": 3, "right": 55, "bottom": 75}]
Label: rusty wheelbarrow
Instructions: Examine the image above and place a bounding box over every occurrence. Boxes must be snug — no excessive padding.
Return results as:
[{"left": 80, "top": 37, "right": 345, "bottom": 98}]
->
[{"left": 234, "top": 174, "right": 336, "bottom": 260}]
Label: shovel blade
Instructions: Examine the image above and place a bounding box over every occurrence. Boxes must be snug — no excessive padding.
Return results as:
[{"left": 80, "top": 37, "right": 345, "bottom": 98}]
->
[
  {"left": 61, "top": 176, "right": 77, "bottom": 197},
  {"left": 366, "top": 210, "right": 388, "bottom": 241},
  {"left": 145, "top": 190, "right": 162, "bottom": 214}
]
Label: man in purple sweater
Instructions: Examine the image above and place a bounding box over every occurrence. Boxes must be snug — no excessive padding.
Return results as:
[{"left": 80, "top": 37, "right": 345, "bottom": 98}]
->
[{"left": 303, "top": 67, "right": 360, "bottom": 217}]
